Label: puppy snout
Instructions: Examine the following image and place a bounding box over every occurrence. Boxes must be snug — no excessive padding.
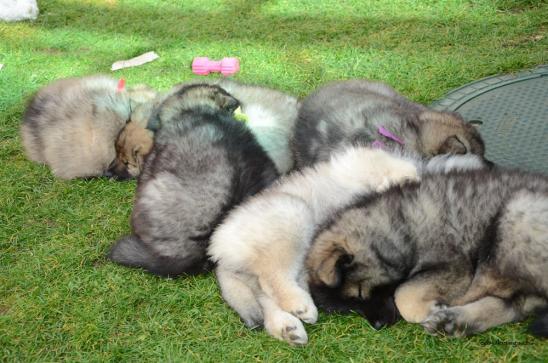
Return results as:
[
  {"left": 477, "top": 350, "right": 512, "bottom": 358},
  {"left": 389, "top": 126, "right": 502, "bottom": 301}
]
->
[{"left": 106, "top": 162, "right": 132, "bottom": 180}]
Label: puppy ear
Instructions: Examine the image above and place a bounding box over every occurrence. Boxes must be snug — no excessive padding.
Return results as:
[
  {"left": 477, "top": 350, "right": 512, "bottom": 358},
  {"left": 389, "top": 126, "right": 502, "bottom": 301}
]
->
[
  {"left": 439, "top": 135, "right": 466, "bottom": 154},
  {"left": 308, "top": 237, "right": 352, "bottom": 288},
  {"left": 215, "top": 92, "right": 240, "bottom": 113}
]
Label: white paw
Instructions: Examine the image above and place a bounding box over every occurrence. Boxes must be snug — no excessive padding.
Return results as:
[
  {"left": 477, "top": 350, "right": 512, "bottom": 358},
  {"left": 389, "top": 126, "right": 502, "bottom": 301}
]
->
[
  {"left": 279, "top": 291, "right": 319, "bottom": 324},
  {"left": 290, "top": 299, "right": 318, "bottom": 324},
  {"left": 265, "top": 311, "right": 308, "bottom": 346}
]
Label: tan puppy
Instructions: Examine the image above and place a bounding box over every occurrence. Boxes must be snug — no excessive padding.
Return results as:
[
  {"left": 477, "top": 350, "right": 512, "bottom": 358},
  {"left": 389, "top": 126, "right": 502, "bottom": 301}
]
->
[
  {"left": 108, "top": 122, "right": 154, "bottom": 180},
  {"left": 21, "top": 75, "right": 158, "bottom": 179}
]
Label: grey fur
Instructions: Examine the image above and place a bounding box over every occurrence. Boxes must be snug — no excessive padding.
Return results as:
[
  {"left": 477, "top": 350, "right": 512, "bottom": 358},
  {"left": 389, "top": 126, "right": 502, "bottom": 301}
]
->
[
  {"left": 109, "top": 84, "right": 279, "bottom": 276},
  {"left": 164, "top": 79, "right": 300, "bottom": 173},
  {"left": 308, "top": 168, "right": 548, "bottom": 337},
  {"left": 215, "top": 79, "right": 300, "bottom": 173},
  {"left": 293, "top": 79, "right": 485, "bottom": 168}
]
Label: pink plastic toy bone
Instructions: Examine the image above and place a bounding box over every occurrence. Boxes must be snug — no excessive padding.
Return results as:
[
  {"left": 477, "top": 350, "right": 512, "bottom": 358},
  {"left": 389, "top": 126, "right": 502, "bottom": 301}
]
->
[{"left": 192, "top": 57, "right": 240, "bottom": 76}]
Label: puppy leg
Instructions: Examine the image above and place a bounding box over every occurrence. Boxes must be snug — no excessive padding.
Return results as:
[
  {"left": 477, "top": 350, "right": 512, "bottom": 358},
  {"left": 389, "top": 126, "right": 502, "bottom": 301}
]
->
[
  {"left": 395, "top": 267, "right": 472, "bottom": 323},
  {"left": 421, "top": 296, "right": 521, "bottom": 336},
  {"left": 452, "top": 267, "right": 517, "bottom": 306},
  {"left": 259, "top": 274, "right": 318, "bottom": 324},
  {"left": 216, "top": 267, "right": 263, "bottom": 328},
  {"left": 257, "top": 294, "right": 308, "bottom": 346},
  {"left": 249, "top": 206, "right": 318, "bottom": 324}
]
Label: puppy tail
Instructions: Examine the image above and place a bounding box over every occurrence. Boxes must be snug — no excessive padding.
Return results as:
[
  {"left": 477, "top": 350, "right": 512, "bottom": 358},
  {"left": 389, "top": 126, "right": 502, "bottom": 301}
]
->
[
  {"left": 108, "top": 234, "right": 155, "bottom": 270},
  {"left": 108, "top": 235, "right": 211, "bottom": 277},
  {"left": 529, "top": 309, "right": 548, "bottom": 338}
]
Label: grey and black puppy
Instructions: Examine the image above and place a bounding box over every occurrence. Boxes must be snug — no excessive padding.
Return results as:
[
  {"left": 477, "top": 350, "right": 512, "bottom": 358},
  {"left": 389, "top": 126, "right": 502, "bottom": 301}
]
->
[
  {"left": 293, "top": 79, "right": 485, "bottom": 168},
  {"left": 308, "top": 168, "right": 548, "bottom": 338},
  {"left": 109, "top": 84, "right": 279, "bottom": 276},
  {"left": 21, "top": 75, "right": 159, "bottom": 179},
  {"left": 162, "top": 79, "right": 300, "bottom": 174},
  {"left": 214, "top": 79, "right": 300, "bottom": 174}
]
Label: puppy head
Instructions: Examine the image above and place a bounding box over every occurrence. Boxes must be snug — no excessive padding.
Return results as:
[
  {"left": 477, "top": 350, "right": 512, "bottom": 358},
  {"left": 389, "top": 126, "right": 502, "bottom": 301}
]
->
[
  {"left": 309, "top": 282, "right": 401, "bottom": 329},
  {"left": 307, "top": 214, "right": 393, "bottom": 301},
  {"left": 418, "top": 111, "right": 485, "bottom": 157},
  {"left": 108, "top": 122, "right": 154, "bottom": 180},
  {"left": 307, "top": 217, "right": 403, "bottom": 329},
  {"left": 150, "top": 84, "right": 240, "bottom": 128}
]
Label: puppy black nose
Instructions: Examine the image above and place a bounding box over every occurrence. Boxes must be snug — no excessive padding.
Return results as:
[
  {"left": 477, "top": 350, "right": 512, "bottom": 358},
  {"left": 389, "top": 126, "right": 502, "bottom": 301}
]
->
[
  {"left": 111, "top": 169, "right": 132, "bottom": 180},
  {"left": 103, "top": 169, "right": 114, "bottom": 178}
]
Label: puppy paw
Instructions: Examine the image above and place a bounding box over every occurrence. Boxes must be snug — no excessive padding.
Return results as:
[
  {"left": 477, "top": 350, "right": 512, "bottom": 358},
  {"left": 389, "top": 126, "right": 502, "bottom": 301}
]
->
[
  {"left": 291, "top": 300, "right": 318, "bottom": 324},
  {"left": 421, "top": 307, "right": 473, "bottom": 337},
  {"left": 265, "top": 311, "right": 308, "bottom": 346},
  {"left": 279, "top": 291, "right": 318, "bottom": 324},
  {"left": 282, "top": 323, "right": 308, "bottom": 346}
]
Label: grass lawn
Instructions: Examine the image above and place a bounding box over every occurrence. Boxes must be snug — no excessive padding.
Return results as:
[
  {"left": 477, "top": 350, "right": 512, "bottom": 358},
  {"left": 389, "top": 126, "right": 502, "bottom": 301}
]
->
[{"left": 1, "top": 0, "right": 547, "bottom": 361}]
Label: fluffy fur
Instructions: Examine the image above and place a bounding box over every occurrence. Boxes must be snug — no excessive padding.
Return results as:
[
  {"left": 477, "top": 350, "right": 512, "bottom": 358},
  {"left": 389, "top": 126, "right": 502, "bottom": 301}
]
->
[
  {"left": 21, "top": 75, "right": 159, "bottom": 179},
  {"left": 293, "top": 79, "right": 485, "bottom": 168},
  {"left": 109, "top": 84, "right": 279, "bottom": 276},
  {"left": 107, "top": 122, "right": 154, "bottom": 180},
  {"left": 107, "top": 84, "right": 162, "bottom": 179},
  {"left": 214, "top": 79, "right": 300, "bottom": 174},
  {"left": 160, "top": 79, "right": 300, "bottom": 174},
  {"left": 307, "top": 169, "right": 548, "bottom": 338},
  {"left": 208, "top": 147, "right": 420, "bottom": 345}
]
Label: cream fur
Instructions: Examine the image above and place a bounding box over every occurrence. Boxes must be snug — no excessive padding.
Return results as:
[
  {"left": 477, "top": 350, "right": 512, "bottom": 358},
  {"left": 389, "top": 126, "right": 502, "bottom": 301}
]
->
[{"left": 208, "top": 146, "right": 420, "bottom": 345}]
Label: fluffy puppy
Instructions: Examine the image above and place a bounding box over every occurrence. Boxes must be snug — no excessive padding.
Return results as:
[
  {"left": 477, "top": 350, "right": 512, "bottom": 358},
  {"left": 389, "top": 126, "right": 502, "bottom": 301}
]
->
[
  {"left": 293, "top": 79, "right": 485, "bottom": 169},
  {"left": 309, "top": 154, "right": 488, "bottom": 328},
  {"left": 21, "top": 75, "right": 158, "bottom": 179},
  {"left": 109, "top": 84, "right": 279, "bottom": 276},
  {"left": 214, "top": 79, "right": 300, "bottom": 174},
  {"left": 107, "top": 122, "right": 154, "bottom": 180},
  {"left": 171, "top": 78, "right": 300, "bottom": 174},
  {"left": 107, "top": 85, "right": 163, "bottom": 179},
  {"left": 208, "top": 147, "right": 420, "bottom": 345},
  {"left": 308, "top": 168, "right": 548, "bottom": 338}
]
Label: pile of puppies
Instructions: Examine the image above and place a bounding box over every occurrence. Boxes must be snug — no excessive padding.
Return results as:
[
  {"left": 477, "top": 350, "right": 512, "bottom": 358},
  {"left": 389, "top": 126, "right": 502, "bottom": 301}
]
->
[{"left": 21, "top": 76, "right": 548, "bottom": 345}]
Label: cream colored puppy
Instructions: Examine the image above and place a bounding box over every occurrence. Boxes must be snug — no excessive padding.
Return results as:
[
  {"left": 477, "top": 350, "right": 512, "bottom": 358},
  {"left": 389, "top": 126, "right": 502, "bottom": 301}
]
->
[{"left": 208, "top": 146, "right": 420, "bottom": 345}]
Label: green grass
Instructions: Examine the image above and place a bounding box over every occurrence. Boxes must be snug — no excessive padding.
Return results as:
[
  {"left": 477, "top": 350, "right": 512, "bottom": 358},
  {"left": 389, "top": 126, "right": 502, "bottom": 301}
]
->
[{"left": 1, "top": 0, "right": 547, "bottom": 361}]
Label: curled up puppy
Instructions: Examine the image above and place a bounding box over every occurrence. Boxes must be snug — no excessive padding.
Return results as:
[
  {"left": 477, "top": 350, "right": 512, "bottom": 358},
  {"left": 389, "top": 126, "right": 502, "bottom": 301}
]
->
[
  {"left": 208, "top": 146, "right": 420, "bottom": 345},
  {"left": 21, "top": 75, "right": 159, "bottom": 179},
  {"left": 307, "top": 168, "right": 548, "bottom": 338},
  {"left": 163, "top": 78, "right": 300, "bottom": 174},
  {"left": 293, "top": 79, "right": 485, "bottom": 169},
  {"left": 108, "top": 84, "right": 279, "bottom": 276}
]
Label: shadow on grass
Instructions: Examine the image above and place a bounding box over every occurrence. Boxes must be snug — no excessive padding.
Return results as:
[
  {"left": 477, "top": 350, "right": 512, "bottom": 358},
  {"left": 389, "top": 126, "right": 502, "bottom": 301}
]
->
[{"left": 33, "top": 0, "right": 526, "bottom": 53}]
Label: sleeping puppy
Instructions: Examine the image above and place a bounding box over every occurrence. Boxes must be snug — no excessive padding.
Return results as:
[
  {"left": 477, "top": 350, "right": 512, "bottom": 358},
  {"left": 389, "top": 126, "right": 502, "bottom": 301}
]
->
[
  {"left": 307, "top": 167, "right": 548, "bottom": 338},
  {"left": 109, "top": 84, "right": 279, "bottom": 276},
  {"left": 208, "top": 146, "right": 420, "bottom": 345},
  {"left": 308, "top": 153, "right": 488, "bottom": 330},
  {"left": 107, "top": 122, "right": 154, "bottom": 180},
  {"left": 106, "top": 84, "right": 163, "bottom": 179},
  {"left": 155, "top": 78, "right": 300, "bottom": 174},
  {"left": 293, "top": 79, "right": 485, "bottom": 169},
  {"left": 21, "top": 75, "right": 159, "bottom": 179}
]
